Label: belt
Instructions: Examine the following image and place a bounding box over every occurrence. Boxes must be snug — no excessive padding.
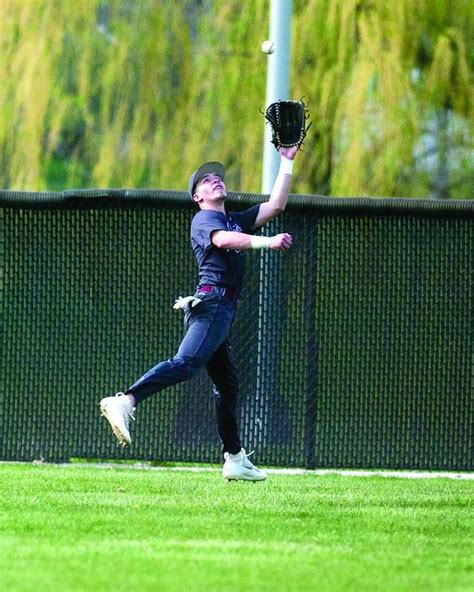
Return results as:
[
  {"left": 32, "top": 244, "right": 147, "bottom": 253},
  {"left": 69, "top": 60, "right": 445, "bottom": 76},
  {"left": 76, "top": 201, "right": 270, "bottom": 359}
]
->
[{"left": 198, "top": 284, "right": 238, "bottom": 303}]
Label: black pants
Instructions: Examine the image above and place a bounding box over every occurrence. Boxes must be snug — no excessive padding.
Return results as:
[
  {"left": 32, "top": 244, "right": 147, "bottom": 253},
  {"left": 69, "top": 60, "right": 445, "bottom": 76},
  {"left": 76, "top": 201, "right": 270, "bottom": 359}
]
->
[{"left": 127, "top": 286, "right": 241, "bottom": 454}]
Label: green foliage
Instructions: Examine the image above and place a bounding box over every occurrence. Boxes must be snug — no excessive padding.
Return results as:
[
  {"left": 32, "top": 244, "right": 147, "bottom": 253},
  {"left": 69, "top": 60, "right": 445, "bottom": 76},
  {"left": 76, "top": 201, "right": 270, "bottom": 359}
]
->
[
  {"left": 292, "top": 0, "right": 473, "bottom": 197},
  {"left": 1, "top": 464, "right": 473, "bottom": 591},
  {"left": 0, "top": 0, "right": 472, "bottom": 197}
]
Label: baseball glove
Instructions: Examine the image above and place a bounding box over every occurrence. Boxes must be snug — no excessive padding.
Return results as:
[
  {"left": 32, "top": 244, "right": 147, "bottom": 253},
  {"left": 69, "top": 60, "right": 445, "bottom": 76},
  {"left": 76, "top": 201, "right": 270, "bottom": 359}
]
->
[{"left": 263, "top": 100, "right": 311, "bottom": 150}]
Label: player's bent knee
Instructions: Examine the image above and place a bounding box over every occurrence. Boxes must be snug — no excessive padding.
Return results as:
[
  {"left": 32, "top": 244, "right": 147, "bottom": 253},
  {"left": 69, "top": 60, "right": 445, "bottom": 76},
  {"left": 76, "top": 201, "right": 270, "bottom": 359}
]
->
[{"left": 173, "top": 354, "right": 205, "bottom": 380}]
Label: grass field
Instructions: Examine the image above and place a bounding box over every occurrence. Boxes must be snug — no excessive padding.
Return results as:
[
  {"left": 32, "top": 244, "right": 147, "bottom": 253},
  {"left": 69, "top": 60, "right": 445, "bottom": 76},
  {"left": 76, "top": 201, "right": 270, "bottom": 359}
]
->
[{"left": 0, "top": 463, "right": 472, "bottom": 592}]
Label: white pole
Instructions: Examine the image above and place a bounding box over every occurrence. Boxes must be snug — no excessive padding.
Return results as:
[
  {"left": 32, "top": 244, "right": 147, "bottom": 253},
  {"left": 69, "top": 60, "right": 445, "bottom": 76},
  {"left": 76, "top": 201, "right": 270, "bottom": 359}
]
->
[
  {"left": 253, "top": 0, "right": 292, "bottom": 448},
  {"left": 261, "top": 0, "right": 292, "bottom": 194}
]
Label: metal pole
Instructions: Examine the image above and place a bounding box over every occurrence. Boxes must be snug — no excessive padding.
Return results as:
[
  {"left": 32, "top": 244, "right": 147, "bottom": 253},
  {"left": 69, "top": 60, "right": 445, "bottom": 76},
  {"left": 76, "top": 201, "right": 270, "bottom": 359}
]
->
[
  {"left": 261, "top": 0, "right": 292, "bottom": 194},
  {"left": 251, "top": 0, "right": 292, "bottom": 452}
]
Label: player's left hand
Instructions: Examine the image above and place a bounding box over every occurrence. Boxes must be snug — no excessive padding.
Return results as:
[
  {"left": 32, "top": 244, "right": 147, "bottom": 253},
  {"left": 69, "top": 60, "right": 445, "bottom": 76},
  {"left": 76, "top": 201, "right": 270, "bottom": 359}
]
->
[
  {"left": 173, "top": 296, "right": 202, "bottom": 310},
  {"left": 279, "top": 146, "right": 298, "bottom": 160}
]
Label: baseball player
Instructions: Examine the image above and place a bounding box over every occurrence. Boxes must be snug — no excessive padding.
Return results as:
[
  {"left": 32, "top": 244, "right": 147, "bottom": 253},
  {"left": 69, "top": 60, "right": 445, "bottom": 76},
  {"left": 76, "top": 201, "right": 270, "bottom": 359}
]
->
[{"left": 100, "top": 146, "right": 298, "bottom": 481}]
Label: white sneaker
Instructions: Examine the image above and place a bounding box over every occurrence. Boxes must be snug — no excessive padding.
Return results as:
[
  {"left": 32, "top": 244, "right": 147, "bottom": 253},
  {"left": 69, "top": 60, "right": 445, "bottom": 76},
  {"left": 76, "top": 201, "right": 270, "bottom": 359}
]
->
[
  {"left": 99, "top": 392, "right": 135, "bottom": 447},
  {"left": 222, "top": 448, "right": 268, "bottom": 482}
]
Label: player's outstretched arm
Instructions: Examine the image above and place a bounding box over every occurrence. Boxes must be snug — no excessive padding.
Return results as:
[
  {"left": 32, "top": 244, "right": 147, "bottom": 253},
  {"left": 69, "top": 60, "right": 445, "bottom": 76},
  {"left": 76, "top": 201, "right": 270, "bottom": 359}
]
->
[
  {"left": 212, "top": 231, "right": 293, "bottom": 252},
  {"left": 252, "top": 146, "right": 298, "bottom": 229}
]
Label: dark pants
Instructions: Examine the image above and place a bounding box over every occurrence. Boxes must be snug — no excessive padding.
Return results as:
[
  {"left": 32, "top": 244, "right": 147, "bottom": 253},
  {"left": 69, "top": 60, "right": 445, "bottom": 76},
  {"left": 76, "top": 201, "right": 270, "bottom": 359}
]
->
[{"left": 126, "top": 286, "right": 241, "bottom": 454}]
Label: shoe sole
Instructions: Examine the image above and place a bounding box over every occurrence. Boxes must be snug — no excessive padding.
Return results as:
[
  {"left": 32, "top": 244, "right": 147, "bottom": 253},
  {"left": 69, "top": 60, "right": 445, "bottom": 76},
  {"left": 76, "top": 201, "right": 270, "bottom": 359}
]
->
[
  {"left": 99, "top": 402, "right": 131, "bottom": 447},
  {"left": 222, "top": 473, "right": 268, "bottom": 482}
]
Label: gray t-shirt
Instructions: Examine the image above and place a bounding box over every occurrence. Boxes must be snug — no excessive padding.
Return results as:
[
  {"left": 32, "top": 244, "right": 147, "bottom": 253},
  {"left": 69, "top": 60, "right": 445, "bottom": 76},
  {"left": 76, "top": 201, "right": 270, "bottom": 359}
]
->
[{"left": 190, "top": 205, "right": 260, "bottom": 297}]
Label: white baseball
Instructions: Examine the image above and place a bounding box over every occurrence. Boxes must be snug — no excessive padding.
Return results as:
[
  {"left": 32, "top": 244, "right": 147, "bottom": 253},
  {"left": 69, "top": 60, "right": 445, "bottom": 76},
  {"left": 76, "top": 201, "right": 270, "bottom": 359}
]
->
[{"left": 261, "top": 40, "right": 275, "bottom": 55}]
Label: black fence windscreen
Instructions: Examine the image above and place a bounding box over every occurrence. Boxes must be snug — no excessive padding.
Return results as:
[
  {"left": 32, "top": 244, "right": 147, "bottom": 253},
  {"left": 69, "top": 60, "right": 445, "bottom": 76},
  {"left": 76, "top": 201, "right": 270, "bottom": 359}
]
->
[{"left": 1, "top": 190, "right": 472, "bottom": 470}]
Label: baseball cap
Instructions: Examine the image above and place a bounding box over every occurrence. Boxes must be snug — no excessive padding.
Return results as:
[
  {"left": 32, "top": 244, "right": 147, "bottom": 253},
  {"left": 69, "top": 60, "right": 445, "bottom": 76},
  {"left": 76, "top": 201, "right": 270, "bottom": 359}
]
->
[{"left": 188, "top": 161, "right": 225, "bottom": 199}]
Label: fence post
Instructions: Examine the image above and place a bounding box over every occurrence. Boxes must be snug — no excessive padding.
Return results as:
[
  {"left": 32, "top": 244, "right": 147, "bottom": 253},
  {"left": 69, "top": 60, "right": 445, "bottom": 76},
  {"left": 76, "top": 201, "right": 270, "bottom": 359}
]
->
[{"left": 304, "top": 214, "right": 317, "bottom": 469}]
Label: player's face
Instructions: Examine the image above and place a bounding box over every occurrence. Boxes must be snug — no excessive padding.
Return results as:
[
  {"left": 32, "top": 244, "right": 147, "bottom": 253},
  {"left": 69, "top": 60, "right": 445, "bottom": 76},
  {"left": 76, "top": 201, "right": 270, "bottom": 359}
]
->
[{"left": 194, "top": 174, "right": 227, "bottom": 204}]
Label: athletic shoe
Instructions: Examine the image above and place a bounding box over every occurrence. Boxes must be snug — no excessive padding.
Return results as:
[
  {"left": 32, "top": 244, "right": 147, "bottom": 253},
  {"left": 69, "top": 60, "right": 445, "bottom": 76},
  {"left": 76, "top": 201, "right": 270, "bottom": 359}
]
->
[
  {"left": 99, "top": 392, "right": 135, "bottom": 447},
  {"left": 222, "top": 448, "right": 268, "bottom": 482}
]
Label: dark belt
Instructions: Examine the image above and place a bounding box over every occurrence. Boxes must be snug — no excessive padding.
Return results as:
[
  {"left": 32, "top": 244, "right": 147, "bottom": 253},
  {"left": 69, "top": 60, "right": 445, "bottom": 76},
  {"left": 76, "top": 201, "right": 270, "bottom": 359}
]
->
[{"left": 198, "top": 284, "right": 238, "bottom": 303}]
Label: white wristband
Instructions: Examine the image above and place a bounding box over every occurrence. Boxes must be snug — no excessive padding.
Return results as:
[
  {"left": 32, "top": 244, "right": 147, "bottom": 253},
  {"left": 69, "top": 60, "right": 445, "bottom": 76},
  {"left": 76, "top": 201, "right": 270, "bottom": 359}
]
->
[
  {"left": 250, "top": 236, "right": 272, "bottom": 250},
  {"left": 279, "top": 156, "right": 294, "bottom": 175}
]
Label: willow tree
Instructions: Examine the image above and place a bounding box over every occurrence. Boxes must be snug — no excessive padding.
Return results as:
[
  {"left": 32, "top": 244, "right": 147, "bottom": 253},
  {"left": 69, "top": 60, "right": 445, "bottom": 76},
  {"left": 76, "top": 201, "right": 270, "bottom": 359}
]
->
[
  {"left": 292, "top": 0, "right": 473, "bottom": 197},
  {"left": 0, "top": 0, "right": 197, "bottom": 190},
  {"left": 0, "top": 0, "right": 472, "bottom": 198}
]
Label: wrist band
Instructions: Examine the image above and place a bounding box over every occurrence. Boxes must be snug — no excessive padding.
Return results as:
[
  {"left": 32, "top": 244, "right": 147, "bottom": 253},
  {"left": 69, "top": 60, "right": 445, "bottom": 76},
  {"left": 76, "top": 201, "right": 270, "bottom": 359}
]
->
[
  {"left": 280, "top": 157, "right": 294, "bottom": 175},
  {"left": 250, "top": 236, "right": 271, "bottom": 250}
]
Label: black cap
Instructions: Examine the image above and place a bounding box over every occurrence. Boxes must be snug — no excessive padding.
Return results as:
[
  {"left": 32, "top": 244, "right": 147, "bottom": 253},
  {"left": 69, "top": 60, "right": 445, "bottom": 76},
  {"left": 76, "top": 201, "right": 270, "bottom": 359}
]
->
[{"left": 188, "top": 161, "right": 225, "bottom": 200}]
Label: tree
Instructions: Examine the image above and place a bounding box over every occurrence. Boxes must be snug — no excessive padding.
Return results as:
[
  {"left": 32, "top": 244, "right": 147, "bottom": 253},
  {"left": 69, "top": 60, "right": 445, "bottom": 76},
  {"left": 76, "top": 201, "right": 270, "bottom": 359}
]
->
[
  {"left": 292, "top": 0, "right": 473, "bottom": 198},
  {"left": 0, "top": 0, "right": 472, "bottom": 198}
]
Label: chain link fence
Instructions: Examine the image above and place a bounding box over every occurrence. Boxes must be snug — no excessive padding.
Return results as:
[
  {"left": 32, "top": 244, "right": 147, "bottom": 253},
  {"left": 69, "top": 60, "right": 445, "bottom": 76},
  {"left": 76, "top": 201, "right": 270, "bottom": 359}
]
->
[{"left": 1, "top": 190, "right": 472, "bottom": 469}]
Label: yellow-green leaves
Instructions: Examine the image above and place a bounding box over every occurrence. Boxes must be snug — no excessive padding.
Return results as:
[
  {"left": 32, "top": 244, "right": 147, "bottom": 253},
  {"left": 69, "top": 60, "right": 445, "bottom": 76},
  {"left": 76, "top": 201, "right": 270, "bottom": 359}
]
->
[{"left": 0, "top": 0, "right": 472, "bottom": 197}]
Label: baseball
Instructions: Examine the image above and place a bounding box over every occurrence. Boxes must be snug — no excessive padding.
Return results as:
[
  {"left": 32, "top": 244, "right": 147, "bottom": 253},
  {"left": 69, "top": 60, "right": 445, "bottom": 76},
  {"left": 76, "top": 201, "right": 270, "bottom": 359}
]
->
[{"left": 261, "top": 40, "right": 275, "bottom": 55}]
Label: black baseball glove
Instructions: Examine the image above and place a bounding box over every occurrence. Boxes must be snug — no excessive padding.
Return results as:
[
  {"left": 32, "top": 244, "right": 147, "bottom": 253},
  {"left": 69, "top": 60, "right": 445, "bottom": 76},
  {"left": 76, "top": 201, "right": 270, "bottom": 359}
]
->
[{"left": 263, "top": 100, "right": 311, "bottom": 150}]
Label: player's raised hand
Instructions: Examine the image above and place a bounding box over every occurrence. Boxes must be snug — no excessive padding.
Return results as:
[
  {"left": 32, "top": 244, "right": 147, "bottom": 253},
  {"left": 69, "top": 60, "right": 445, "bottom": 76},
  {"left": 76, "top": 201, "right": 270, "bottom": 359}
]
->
[
  {"left": 278, "top": 146, "right": 298, "bottom": 160},
  {"left": 269, "top": 233, "right": 293, "bottom": 251}
]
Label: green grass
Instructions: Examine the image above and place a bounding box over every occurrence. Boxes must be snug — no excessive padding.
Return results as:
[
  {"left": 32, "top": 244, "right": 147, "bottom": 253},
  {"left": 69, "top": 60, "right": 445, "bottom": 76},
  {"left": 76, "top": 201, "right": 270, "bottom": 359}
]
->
[{"left": 0, "top": 464, "right": 472, "bottom": 592}]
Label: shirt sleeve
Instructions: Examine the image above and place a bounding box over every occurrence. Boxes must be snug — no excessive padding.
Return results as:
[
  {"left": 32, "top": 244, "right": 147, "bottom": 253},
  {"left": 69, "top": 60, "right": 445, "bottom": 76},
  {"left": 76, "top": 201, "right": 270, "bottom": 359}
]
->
[
  {"left": 231, "top": 205, "right": 261, "bottom": 235},
  {"left": 191, "top": 210, "right": 228, "bottom": 250}
]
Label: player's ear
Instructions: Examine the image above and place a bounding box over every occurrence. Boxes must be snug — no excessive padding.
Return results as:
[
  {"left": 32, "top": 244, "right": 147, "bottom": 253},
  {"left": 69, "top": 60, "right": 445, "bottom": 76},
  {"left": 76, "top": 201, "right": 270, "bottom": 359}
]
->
[{"left": 192, "top": 192, "right": 202, "bottom": 204}]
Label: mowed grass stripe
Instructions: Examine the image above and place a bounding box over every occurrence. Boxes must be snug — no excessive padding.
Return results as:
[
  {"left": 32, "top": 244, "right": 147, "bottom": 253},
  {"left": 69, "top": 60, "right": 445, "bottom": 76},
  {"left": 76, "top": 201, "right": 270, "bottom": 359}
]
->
[{"left": 0, "top": 464, "right": 472, "bottom": 592}]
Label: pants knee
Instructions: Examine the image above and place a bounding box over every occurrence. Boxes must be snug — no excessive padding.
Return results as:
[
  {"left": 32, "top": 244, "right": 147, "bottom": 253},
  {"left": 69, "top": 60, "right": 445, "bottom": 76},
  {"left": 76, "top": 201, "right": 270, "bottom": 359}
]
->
[
  {"left": 173, "top": 355, "right": 203, "bottom": 380},
  {"left": 213, "top": 384, "right": 239, "bottom": 402}
]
